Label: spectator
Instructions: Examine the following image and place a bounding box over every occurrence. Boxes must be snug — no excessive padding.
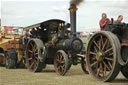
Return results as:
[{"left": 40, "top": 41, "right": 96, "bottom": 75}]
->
[
  {"left": 114, "top": 15, "right": 123, "bottom": 24},
  {"left": 22, "top": 29, "right": 30, "bottom": 46},
  {"left": 99, "top": 13, "right": 111, "bottom": 30}
]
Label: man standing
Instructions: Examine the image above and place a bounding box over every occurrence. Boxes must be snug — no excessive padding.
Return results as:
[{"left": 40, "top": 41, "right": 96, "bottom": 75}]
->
[
  {"left": 99, "top": 13, "right": 111, "bottom": 30},
  {"left": 114, "top": 15, "right": 123, "bottom": 24}
]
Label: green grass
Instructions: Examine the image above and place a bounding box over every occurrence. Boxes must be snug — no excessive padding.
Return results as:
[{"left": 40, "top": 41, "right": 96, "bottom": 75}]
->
[{"left": 0, "top": 65, "right": 127, "bottom": 85}]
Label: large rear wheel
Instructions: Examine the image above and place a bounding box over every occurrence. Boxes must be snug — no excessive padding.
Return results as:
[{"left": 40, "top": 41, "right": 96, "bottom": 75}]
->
[
  {"left": 26, "top": 39, "right": 46, "bottom": 72},
  {"left": 86, "top": 31, "right": 121, "bottom": 82}
]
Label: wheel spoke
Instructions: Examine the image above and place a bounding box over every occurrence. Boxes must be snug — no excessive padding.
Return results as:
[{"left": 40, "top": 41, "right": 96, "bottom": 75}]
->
[
  {"left": 96, "top": 62, "right": 103, "bottom": 77},
  {"left": 30, "top": 42, "right": 33, "bottom": 48},
  {"left": 100, "top": 62, "right": 104, "bottom": 77},
  {"left": 58, "top": 66, "right": 61, "bottom": 72},
  {"left": 108, "top": 61, "right": 112, "bottom": 69},
  {"left": 61, "top": 66, "right": 65, "bottom": 73},
  {"left": 90, "top": 51, "right": 97, "bottom": 55},
  {"left": 96, "top": 63, "right": 100, "bottom": 76},
  {"left": 62, "top": 64, "right": 65, "bottom": 68},
  {"left": 99, "top": 36, "right": 102, "bottom": 50},
  {"left": 30, "top": 61, "right": 35, "bottom": 68},
  {"left": 103, "top": 64, "right": 106, "bottom": 77},
  {"left": 94, "top": 46, "right": 98, "bottom": 53},
  {"left": 103, "top": 61, "right": 111, "bottom": 71},
  {"left": 101, "top": 35, "right": 104, "bottom": 47},
  {"left": 93, "top": 40, "right": 100, "bottom": 50},
  {"left": 28, "top": 50, "right": 33, "bottom": 53},
  {"left": 104, "top": 48, "right": 112, "bottom": 54},
  {"left": 28, "top": 57, "right": 32, "bottom": 61},
  {"left": 109, "top": 53, "right": 113, "bottom": 56},
  {"left": 96, "top": 68, "right": 100, "bottom": 76},
  {"left": 106, "top": 40, "right": 110, "bottom": 49},
  {"left": 105, "top": 57, "right": 113, "bottom": 61},
  {"left": 91, "top": 61, "right": 98, "bottom": 67},
  {"left": 33, "top": 47, "right": 38, "bottom": 52},
  {"left": 35, "top": 52, "right": 38, "bottom": 56},
  {"left": 102, "top": 39, "right": 108, "bottom": 51},
  {"left": 61, "top": 60, "right": 65, "bottom": 64},
  {"left": 34, "top": 59, "right": 37, "bottom": 63},
  {"left": 33, "top": 45, "right": 37, "bottom": 52},
  {"left": 60, "top": 55, "right": 63, "bottom": 61},
  {"left": 35, "top": 56, "right": 38, "bottom": 60}
]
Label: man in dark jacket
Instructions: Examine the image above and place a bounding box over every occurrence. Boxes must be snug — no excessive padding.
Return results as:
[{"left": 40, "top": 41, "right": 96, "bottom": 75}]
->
[{"left": 114, "top": 15, "right": 123, "bottom": 24}]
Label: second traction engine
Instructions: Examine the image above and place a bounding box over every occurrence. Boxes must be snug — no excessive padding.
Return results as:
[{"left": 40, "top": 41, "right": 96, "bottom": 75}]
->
[{"left": 25, "top": 0, "right": 87, "bottom": 75}]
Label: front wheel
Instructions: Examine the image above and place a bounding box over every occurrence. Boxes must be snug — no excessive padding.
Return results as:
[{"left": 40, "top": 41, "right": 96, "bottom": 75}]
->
[
  {"left": 54, "top": 50, "right": 69, "bottom": 76},
  {"left": 81, "top": 59, "right": 88, "bottom": 74},
  {"left": 5, "top": 49, "right": 17, "bottom": 69}
]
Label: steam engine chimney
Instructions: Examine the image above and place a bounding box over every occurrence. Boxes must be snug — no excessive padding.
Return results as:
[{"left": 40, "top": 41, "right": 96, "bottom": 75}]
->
[{"left": 69, "top": 3, "right": 77, "bottom": 36}]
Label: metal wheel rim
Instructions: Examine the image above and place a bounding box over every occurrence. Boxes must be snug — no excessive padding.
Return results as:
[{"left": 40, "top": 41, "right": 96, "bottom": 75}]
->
[
  {"left": 87, "top": 31, "right": 118, "bottom": 81},
  {"left": 54, "top": 50, "right": 68, "bottom": 75},
  {"left": 26, "top": 40, "right": 39, "bottom": 71}
]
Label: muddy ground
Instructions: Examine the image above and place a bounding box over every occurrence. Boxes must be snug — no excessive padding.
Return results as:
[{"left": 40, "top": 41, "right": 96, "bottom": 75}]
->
[{"left": 0, "top": 65, "right": 128, "bottom": 85}]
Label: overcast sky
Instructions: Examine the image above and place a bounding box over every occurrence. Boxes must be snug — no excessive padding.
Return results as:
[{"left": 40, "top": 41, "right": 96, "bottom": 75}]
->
[
  {"left": 1, "top": 0, "right": 128, "bottom": 32},
  {"left": 2, "top": 0, "right": 127, "bottom": 1}
]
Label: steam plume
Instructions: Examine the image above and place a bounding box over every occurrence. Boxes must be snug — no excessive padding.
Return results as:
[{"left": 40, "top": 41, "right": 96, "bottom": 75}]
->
[{"left": 70, "top": 0, "right": 84, "bottom": 6}]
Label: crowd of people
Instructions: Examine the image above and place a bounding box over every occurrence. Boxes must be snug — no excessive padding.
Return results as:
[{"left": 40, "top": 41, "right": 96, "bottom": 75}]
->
[{"left": 99, "top": 13, "right": 124, "bottom": 30}]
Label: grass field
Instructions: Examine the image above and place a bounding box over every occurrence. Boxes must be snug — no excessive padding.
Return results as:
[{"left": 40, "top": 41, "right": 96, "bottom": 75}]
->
[{"left": 0, "top": 65, "right": 128, "bottom": 85}]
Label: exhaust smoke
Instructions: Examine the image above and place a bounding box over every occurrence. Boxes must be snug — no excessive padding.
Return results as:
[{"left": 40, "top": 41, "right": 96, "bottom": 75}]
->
[{"left": 70, "top": 0, "right": 84, "bottom": 6}]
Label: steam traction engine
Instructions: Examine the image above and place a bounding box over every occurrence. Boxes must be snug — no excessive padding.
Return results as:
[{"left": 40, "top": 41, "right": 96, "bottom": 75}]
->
[
  {"left": 25, "top": 3, "right": 87, "bottom": 75},
  {"left": 86, "top": 23, "right": 128, "bottom": 81}
]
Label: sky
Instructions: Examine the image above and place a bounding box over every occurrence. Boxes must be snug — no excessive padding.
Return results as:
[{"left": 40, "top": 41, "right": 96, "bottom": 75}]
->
[
  {"left": 0, "top": 0, "right": 1, "bottom": 18},
  {"left": 1, "top": 0, "right": 128, "bottom": 32}
]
